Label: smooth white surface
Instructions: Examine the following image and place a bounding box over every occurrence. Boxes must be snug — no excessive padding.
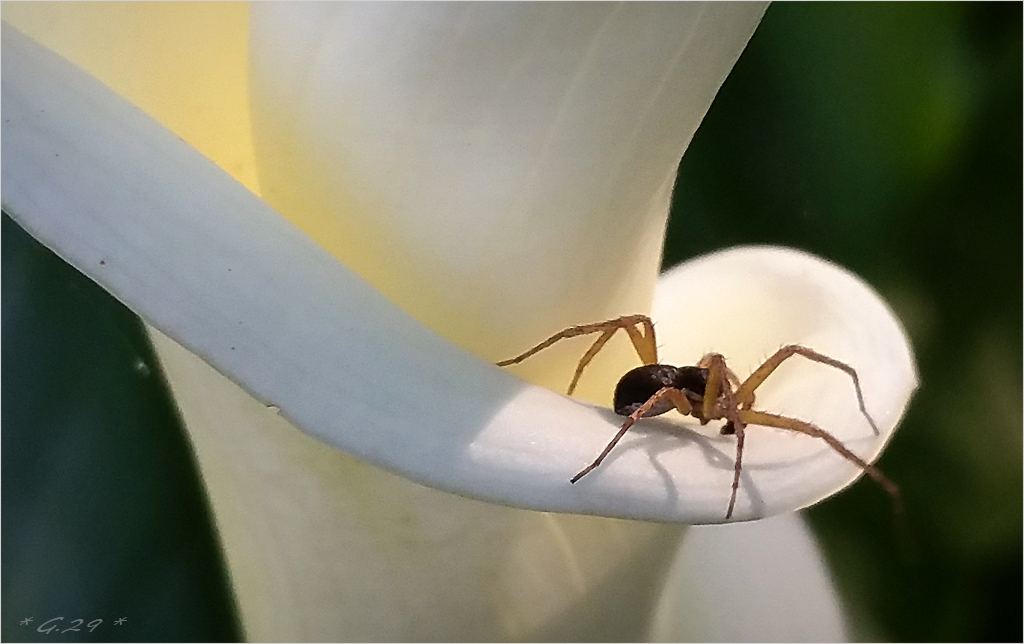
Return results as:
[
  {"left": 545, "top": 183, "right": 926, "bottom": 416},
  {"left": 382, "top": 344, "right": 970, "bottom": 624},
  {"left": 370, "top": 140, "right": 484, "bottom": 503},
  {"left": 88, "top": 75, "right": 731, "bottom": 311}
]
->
[
  {"left": 2, "top": 22, "right": 914, "bottom": 523},
  {"left": 248, "top": 3, "right": 770, "bottom": 378},
  {"left": 650, "top": 513, "right": 848, "bottom": 642}
]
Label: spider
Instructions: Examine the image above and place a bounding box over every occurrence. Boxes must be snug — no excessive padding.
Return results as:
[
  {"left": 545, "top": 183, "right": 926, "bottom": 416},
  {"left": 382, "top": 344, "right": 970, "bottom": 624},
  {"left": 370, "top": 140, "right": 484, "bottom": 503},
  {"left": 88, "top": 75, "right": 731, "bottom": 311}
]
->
[{"left": 497, "top": 314, "right": 901, "bottom": 519}]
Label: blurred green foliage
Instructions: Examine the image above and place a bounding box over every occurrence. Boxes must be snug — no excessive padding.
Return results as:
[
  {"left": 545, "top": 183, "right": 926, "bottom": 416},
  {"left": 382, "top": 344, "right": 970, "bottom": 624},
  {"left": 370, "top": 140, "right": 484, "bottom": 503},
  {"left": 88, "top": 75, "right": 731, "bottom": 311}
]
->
[
  {"left": 2, "top": 3, "right": 1020, "bottom": 642},
  {"left": 667, "top": 3, "right": 1021, "bottom": 641},
  {"left": 2, "top": 214, "right": 241, "bottom": 642}
]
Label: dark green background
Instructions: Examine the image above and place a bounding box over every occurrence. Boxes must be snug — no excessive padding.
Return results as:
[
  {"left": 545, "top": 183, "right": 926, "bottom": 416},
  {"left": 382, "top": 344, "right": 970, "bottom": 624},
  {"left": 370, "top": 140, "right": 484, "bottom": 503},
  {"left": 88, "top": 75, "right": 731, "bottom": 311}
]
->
[
  {"left": 4, "top": 4, "right": 1020, "bottom": 641},
  {"left": 669, "top": 4, "right": 1021, "bottom": 642}
]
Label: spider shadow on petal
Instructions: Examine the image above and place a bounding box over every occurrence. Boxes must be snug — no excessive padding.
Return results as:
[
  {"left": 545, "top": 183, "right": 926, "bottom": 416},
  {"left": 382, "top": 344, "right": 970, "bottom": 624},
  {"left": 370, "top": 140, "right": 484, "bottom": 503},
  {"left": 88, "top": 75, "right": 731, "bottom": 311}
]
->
[{"left": 576, "top": 410, "right": 768, "bottom": 520}]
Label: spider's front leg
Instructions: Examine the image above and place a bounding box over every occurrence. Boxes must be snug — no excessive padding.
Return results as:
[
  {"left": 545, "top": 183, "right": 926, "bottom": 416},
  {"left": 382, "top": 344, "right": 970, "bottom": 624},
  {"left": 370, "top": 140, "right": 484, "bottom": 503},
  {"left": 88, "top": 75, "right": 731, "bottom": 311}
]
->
[
  {"left": 699, "top": 354, "right": 748, "bottom": 519},
  {"left": 496, "top": 314, "right": 658, "bottom": 395},
  {"left": 734, "top": 345, "right": 879, "bottom": 434},
  {"left": 570, "top": 386, "right": 693, "bottom": 483}
]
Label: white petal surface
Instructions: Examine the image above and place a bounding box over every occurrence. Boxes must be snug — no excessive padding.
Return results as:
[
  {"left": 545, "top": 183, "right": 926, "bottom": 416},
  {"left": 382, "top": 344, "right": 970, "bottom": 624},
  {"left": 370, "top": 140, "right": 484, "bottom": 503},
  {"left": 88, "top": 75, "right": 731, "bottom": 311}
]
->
[
  {"left": 2, "top": 24, "right": 912, "bottom": 523},
  {"left": 151, "top": 327, "right": 681, "bottom": 641},
  {"left": 650, "top": 513, "right": 848, "bottom": 642},
  {"left": 646, "top": 247, "right": 918, "bottom": 520},
  {"left": 249, "top": 3, "right": 769, "bottom": 403}
]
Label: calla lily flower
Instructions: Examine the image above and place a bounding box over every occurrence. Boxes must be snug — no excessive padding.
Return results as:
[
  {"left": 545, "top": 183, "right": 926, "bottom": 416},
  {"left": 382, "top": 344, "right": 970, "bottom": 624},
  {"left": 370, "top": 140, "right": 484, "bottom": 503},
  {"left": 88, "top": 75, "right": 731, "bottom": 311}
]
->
[{"left": 2, "top": 4, "right": 916, "bottom": 641}]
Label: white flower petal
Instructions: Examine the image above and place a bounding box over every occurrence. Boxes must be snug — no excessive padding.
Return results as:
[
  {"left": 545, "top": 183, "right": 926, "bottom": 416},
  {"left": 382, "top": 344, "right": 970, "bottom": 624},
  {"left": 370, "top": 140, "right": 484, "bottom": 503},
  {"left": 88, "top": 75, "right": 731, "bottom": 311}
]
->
[
  {"left": 650, "top": 513, "right": 848, "bottom": 642},
  {"left": 646, "top": 247, "right": 918, "bottom": 519},
  {"left": 249, "top": 3, "right": 769, "bottom": 402},
  {"left": 152, "top": 327, "right": 682, "bottom": 641},
  {"left": 2, "top": 23, "right": 912, "bottom": 524},
  {"left": 0, "top": 2, "right": 256, "bottom": 189}
]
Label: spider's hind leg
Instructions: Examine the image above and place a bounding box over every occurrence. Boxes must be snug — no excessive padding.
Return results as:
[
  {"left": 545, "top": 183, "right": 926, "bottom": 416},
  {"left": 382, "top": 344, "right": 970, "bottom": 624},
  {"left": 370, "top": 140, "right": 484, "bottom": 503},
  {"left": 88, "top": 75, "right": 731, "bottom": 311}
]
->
[
  {"left": 497, "top": 314, "right": 658, "bottom": 395},
  {"left": 739, "top": 408, "right": 903, "bottom": 516}
]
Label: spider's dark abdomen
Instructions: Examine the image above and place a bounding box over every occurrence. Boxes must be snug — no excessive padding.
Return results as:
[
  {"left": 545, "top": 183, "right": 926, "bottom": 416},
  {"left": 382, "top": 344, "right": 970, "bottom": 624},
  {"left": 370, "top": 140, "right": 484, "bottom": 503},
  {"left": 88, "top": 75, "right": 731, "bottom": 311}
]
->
[{"left": 613, "top": 364, "right": 708, "bottom": 416}]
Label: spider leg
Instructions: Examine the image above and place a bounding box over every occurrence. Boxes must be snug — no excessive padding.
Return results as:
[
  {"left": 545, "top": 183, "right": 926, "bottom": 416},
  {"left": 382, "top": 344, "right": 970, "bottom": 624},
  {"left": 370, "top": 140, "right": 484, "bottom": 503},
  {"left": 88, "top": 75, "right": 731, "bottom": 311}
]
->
[
  {"left": 737, "top": 409, "right": 903, "bottom": 516},
  {"left": 699, "top": 354, "right": 749, "bottom": 519},
  {"left": 725, "top": 366, "right": 742, "bottom": 390},
  {"left": 621, "top": 316, "right": 658, "bottom": 365},
  {"left": 497, "top": 314, "right": 658, "bottom": 394},
  {"left": 726, "top": 421, "right": 746, "bottom": 520},
  {"left": 734, "top": 345, "right": 879, "bottom": 435},
  {"left": 571, "top": 386, "right": 692, "bottom": 483},
  {"left": 567, "top": 329, "right": 617, "bottom": 396}
]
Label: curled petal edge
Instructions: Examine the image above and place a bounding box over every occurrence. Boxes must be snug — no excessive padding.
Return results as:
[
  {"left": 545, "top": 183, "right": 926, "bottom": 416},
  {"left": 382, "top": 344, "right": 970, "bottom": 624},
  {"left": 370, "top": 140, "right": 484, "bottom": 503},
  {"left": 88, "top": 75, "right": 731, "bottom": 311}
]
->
[{"left": 1, "top": 24, "right": 915, "bottom": 524}]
